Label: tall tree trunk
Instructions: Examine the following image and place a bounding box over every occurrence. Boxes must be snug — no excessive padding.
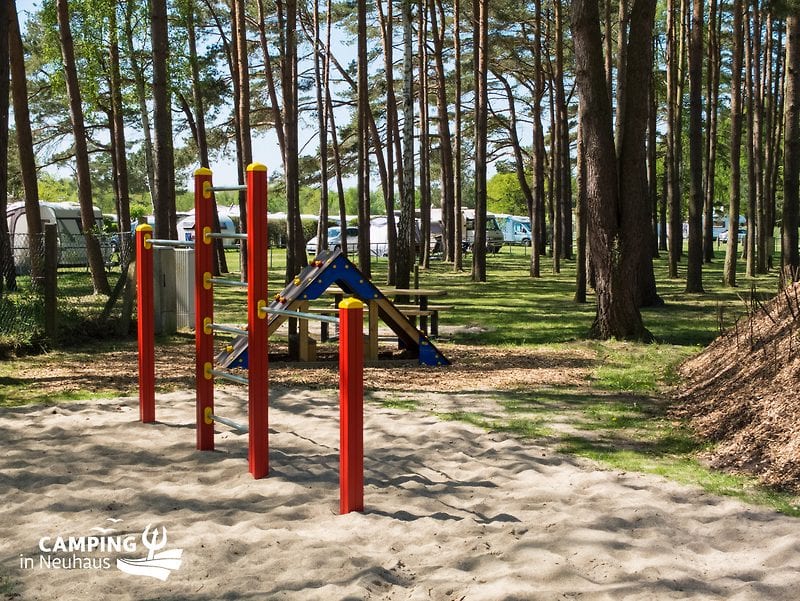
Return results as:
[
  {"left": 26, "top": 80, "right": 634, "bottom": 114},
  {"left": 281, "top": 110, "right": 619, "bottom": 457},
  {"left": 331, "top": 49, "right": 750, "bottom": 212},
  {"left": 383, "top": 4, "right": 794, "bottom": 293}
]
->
[
  {"left": 376, "top": 0, "right": 398, "bottom": 282},
  {"left": 151, "top": 0, "right": 176, "bottom": 242},
  {"left": 56, "top": 0, "right": 110, "bottom": 295},
  {"left": 418, "top": 0, "right": 431, "bottom": 269},
  {"left": 724, "top": 0, "right": 744, "bottom": 287},
  {"left": 472, "top": 0, "right": 488, "bottom": 282},
  {"left": 574, "top": 116, "right": 587, "bottom": 303},
  {"left": 356, "top": 0, "right": 371, "bottom": 275},
  {"left": 187, "top": 0, "right": 227, "bottom": 275},
  {"left": 452, "top": 0, "right": 464, "bottom": 271},
  {"left": 109, "top": 5, "right": 133, "bottom": 271},
  {"left": 0, "top": 0, "right": 13, "bottom": 292},
  {"left": 313, "top": 0, "right": 329, "bottom": 253},
  {"left": 648, "top": 39, "right": 659, "bottom": 259},
  {"left": 666, "top": 0, "right": 685, "bottom": 277},
  {"left": 745, "top": 5, "right": 757, "bottom": 277},
  {"left": 124, "top": 3, "right": 155, "bottom": 207},
  {"left": 685, "top": 0, "right": 704, "bottom": 293},
  {"left": 572, "top": 0, "right": 654, "bottom": 341},
  {"left": 430, "top": 0, "right": 454, "bottom": 266},
  {"left": 453, "top": 0, "right": 464, "bottom": 272},
  {"left": 753, "top": 2, "right": 768, "bottom": 274},
  {"left": 530, "top": 0, "right": 544, "bottom": 278},
  {"left": 397, "top": 0, "right": 415, "bottom": 290},
  {"left": 256, "top": 0, "right": 287, "bottom": 164},
  {"left": 784, "top": 13, "right": 800, "bottom": 280},
  {"left": 234, "top": 0, "right": 253, "bottom": 279},
  {"left": 280, "top": 0, "right": 306, "bottom": 281},
  {"left": 703, "top": 0, "right": 720, "bottom": 263},
  {"left": 9, "top": 0, "right": 42, "bottom": 286},
  {"left": 556, "top": 0, "right": 572, "bottom": 261}
]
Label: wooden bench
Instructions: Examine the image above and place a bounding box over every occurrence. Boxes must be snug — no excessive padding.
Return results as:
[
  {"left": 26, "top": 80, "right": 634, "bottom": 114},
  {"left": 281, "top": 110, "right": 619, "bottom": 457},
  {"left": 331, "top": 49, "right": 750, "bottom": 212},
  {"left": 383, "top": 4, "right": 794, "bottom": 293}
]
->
[{"left": 393, "top": 304, "right": 453, "bottom": 337}]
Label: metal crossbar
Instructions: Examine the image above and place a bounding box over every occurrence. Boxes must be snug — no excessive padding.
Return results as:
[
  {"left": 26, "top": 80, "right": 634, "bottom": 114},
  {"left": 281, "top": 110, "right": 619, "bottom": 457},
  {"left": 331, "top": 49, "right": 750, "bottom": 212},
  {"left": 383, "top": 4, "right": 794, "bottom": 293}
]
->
[
  {"left": 209, "top": 323, "right": 248, "bottom": 336},
  {"left": 207, "top": 232, "right": 248, "bottom": 240},
  {"left": 260, "top": 306, "right": 339, "bottom": 324},
  {"left": 210, "top": 413, "right": 249, "bottom": 433},
  {"left": 210, "top": 185, "right": 247, "bottom": 192},
  {"left": 210, "top": 369, "right": 249, "bottom": 385},
  {"left": 210, "top": 277, "right": 248, "bottom": 288},
  {"left": 148, "top": 239, "right": 195, "bottom": 249}
]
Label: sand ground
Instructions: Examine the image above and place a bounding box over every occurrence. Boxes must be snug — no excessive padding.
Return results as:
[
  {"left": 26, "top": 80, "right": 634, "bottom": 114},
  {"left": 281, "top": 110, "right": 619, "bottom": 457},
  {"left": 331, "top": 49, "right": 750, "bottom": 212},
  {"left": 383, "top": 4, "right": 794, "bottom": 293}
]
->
[{"left": 2, "top": 387, "right": 800, "bottom": 600}]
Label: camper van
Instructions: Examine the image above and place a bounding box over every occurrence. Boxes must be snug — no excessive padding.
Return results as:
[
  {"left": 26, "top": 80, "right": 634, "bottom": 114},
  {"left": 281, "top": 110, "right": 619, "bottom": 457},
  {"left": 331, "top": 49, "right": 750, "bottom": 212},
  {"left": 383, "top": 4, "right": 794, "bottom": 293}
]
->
[
  {"left": 177, "top": 212, "right": 237, "bottom": 248},
  {"left": 496, "top": 215, "right": 532, "bottom": 246},
  {"left": 463, "top": 210, "right": 504, "bottom": 253},
  {"left": 6, "top": 201, "right": 110, "bottom": 273}
]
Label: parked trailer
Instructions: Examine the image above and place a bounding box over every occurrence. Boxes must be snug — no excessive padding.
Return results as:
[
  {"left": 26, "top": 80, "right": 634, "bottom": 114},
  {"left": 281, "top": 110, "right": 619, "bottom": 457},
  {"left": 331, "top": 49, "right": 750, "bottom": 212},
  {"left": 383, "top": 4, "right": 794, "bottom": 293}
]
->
[{"left": 6, "top": 201, "right": 110, "bottom": 274}]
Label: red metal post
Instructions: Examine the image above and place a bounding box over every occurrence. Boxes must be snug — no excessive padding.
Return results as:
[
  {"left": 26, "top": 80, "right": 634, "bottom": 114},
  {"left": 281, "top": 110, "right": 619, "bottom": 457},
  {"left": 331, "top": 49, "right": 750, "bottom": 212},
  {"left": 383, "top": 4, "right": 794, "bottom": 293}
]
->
[
  {"left": 246, "top": 163, "right": 269, "bottom": 478},
  {"left": 136, "top": 224, "right": 155, "bottom": 423},
  {"left": 194, "top": 167, "right": 215, "bottom": 450},
  {"left": 339, "top": 298, "right": 364, "bottom": 513}
]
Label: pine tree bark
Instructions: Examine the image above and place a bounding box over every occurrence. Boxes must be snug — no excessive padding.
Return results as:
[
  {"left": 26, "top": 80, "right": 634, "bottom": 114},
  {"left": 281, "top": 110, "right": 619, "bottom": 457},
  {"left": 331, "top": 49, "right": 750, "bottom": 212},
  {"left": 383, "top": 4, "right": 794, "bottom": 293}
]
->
[
  {"left": 703, "top": 0, "right": 720, "bottom": 263},
  {"left": 0, "top": 0, "right": 13, "bottom": 291},
  {"left": 685, "top": 0, "right": 704, "bottom": 293},
  {"left": 56, "top": 0, "right": 110, "bottom": 295},
  {"left": 572, "top": 0, "right": 654, "bottom": 341},
  {"left": 9, "top": 0, "right": 43, "bottom": 286},
  {"left": 784, "top": 13, "right": 800, "bottom": 280},
  {"left": 724, "top": 0, "right": 744, "bottom": 287},
  {"left": 453, "top": 0, "right": 464, "bottom": 272},
  {"left": 471, "top": 0, "right": 488, "bottom": 282},
  {"left": 397, "top": 0, "right": 415, "bottom": 290}
]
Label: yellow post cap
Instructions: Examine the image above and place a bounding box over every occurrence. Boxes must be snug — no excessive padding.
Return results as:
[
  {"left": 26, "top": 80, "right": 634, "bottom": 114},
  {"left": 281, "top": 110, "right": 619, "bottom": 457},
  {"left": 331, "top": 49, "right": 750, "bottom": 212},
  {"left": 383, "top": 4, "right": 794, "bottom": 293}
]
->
[
  {"left": 194, "top": 167, "right": 212, "bottom": 176},
  {"left": 339, "top": 297, "right": 364, "bottom": 310},
  {"left": 247, "top": 162, "right": 267, "bottom": 172},
  {"left": 135, "top": 223, "right": 153, "bottom": 233}
]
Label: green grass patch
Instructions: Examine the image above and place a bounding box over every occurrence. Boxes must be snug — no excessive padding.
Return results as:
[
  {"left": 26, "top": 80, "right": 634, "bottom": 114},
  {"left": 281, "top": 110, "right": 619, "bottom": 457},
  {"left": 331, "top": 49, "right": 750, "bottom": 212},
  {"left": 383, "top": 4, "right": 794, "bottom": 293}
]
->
[
  {"left": 436, "top": 410, "right": 550, "bottom": 439},
  {"left": 378, "top": 397, "right": 421, "bottom": 411}
]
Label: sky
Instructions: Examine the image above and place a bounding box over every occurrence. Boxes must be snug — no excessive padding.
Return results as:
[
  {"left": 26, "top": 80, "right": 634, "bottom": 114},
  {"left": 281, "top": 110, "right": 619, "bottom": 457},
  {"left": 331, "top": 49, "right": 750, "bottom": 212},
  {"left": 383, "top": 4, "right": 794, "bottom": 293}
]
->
[{"left": 14, "top": 0, "right": 302, "bottom": 193}]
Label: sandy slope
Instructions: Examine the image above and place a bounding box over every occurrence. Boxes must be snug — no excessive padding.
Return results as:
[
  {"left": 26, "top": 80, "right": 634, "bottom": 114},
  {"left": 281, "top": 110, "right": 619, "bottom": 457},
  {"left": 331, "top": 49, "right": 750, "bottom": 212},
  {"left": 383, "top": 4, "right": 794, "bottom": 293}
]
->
[{"left": 2, "top": 387, "right": 799, "bottom": 600}]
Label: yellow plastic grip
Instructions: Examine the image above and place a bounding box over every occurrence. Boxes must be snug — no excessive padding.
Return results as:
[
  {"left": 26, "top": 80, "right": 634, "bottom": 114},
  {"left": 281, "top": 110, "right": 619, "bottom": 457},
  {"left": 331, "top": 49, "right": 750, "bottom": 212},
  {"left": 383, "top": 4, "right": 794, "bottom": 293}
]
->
[
  {"left": 203, "top": 226, "right": 212, "bottom": 245},
  {"left": 203, "top": 406, "right": 214, "bottom": 425},
  {"left": 203, "top": 362, "right": 213, "bottom": 380},
  {"left": 257, "top": 299, "right": 267, "bottom": 319},
  {"left": 203, "top": 180, "right": 212, "bottom": 199},
  {"left": 203, "top": 317, "right": 212, "bottom": 335},
  {"left": 203, "top": 272, "right": 212, "bottom": 290}
]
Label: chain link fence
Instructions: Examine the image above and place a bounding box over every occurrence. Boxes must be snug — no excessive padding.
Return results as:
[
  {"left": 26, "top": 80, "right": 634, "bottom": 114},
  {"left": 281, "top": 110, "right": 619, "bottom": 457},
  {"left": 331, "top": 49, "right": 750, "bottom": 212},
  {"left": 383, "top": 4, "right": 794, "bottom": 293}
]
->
[{"left": 0, "top": 230, "right": 135, "bottom": 356}]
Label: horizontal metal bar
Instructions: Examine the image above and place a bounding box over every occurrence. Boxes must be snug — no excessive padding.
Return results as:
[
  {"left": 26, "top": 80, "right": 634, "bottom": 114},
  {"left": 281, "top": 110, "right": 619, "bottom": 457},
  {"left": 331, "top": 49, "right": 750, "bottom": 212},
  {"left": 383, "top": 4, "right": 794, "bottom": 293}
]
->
[
  {"left": 149, "top": 239, "right": 195, "bottom": 248},
  {"left": 210, "top": 277, "right": 248, "bottom": 288},
  {"left": 207, "top": 232, "right": 248, "bottom": 240},
  {"left": 210, "top": 185, "right": 247, "bottom": 192},
  {"left": 210, "top": 413, "right": 249, "bottom": 433},
  {"left": 261, "top": 306, "right": 339, "bottom": 324},
  {"left": 209, "top": 323, "right": 248, "bottom": 336},
  {"left": 210, "top": 369, "right": 249, "bottom": 385}
]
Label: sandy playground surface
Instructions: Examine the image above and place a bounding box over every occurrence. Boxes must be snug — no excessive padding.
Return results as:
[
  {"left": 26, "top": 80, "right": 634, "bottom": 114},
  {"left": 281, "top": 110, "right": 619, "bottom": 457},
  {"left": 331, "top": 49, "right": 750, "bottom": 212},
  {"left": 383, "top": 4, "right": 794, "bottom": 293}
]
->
[{"left": 2, "top": 386, "right": 800, "bottom": 600}]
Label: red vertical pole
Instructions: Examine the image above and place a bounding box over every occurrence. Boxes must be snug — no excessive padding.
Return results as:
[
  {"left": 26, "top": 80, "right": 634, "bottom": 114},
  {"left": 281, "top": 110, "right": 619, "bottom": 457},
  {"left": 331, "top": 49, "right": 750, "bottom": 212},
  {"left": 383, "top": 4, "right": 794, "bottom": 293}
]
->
[
  {"left": 339, "top": 298, "right": 364, "bottom": 513},
  {"left": 136, "top": 224, "right": 155, "bottom": 423},
  {"left": 247, "top": 163, "right": 269, "bottom": 478},
  {"left": 195, "top": 167, "right": 215, "bottom": 450}
]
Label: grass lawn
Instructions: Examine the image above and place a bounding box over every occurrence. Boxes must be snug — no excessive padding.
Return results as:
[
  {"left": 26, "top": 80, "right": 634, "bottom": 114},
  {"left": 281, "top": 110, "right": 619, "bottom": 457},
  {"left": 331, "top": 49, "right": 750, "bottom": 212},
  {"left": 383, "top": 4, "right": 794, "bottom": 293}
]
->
[{"left": 2, "top": 244, "right": 798, "bottom": 515}]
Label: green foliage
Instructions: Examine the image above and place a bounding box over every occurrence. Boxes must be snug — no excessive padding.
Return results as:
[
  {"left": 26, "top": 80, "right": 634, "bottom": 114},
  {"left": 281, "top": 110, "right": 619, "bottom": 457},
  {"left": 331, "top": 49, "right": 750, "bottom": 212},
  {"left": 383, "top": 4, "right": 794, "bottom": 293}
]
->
[{"left": 486, "top": 172, "right": 527, "bottom": 215}]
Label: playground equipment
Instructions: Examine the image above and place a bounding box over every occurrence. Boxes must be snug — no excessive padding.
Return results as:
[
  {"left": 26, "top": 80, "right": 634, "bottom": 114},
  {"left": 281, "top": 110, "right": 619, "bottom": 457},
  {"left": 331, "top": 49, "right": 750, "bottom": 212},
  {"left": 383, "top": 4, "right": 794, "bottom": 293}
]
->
[
  {"left": 136, "top": 164, "right": 364, "bottom": 513},
  {"left": 215, "top": 249, "right": 450, "bottom": 369}
]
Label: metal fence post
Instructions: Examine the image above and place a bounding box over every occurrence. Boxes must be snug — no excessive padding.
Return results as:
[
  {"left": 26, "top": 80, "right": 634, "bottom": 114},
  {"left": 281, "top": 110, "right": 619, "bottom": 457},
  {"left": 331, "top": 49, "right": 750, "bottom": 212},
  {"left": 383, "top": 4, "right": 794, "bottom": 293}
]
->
[{"left": 43, "top": 224, "right": 58, "bottom": 343}]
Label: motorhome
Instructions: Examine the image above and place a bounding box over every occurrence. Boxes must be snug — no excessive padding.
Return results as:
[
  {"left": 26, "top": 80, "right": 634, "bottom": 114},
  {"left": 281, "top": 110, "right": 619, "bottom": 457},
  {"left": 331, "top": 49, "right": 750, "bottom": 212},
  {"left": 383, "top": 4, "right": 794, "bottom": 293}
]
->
[
  {"left": 6, "top": 201, "right": 109, "bottom": 273},
  {"left": 495, "top": 215, "right": 532, "bottom": 246},
  {"left": 463, "top": 209, "right": 504, "bottom": 253}
]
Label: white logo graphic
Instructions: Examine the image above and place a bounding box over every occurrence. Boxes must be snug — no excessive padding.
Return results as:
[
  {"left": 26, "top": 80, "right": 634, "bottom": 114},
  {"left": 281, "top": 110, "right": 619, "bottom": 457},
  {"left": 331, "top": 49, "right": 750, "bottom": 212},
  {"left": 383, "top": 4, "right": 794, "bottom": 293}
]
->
[
  {"left": 116, "top": 524, "right": 183, "bottom": 581},
  {"left": 22, "top": 519, "right": 183, "bottom": 581}
]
